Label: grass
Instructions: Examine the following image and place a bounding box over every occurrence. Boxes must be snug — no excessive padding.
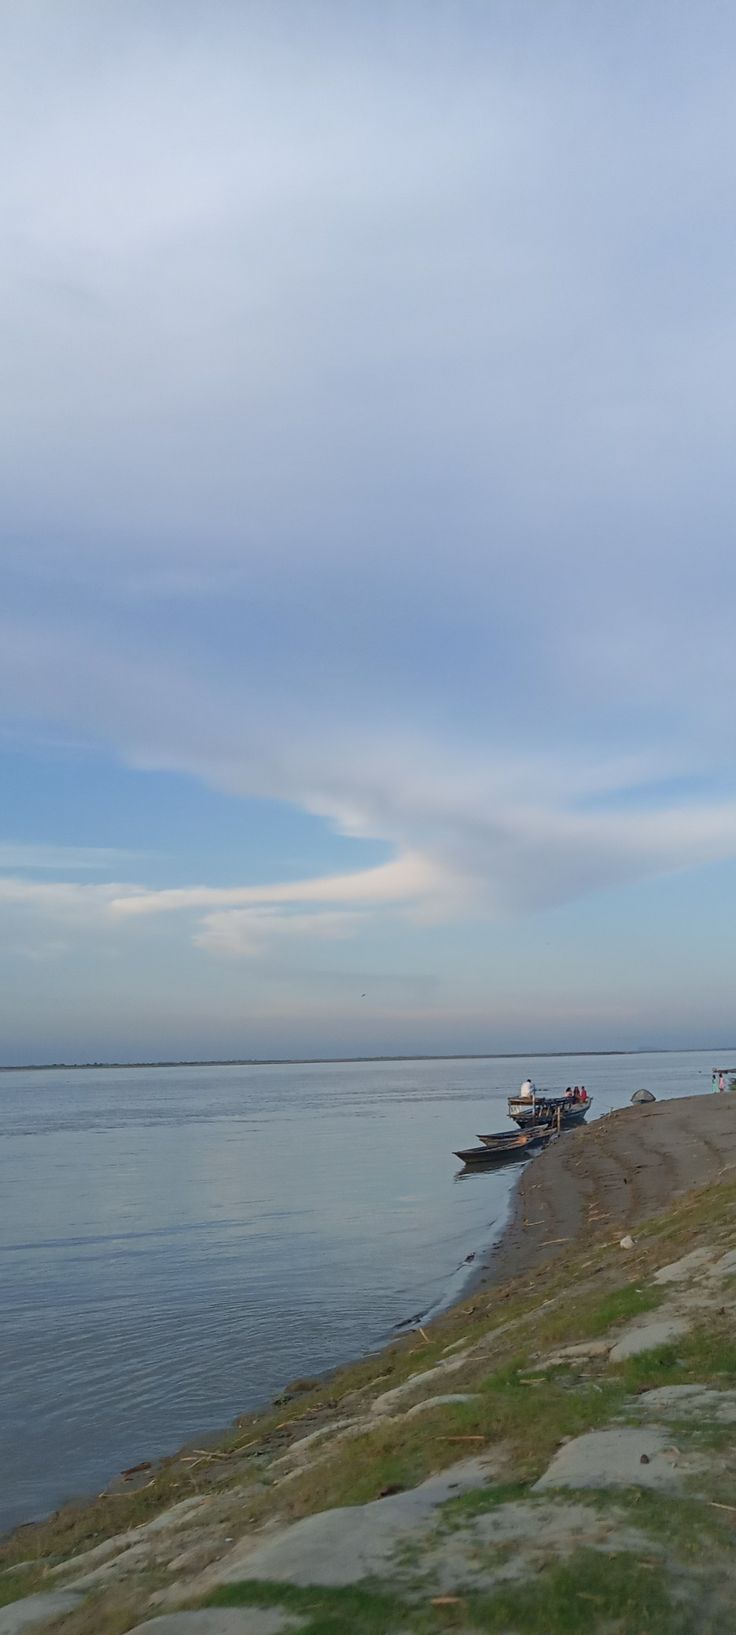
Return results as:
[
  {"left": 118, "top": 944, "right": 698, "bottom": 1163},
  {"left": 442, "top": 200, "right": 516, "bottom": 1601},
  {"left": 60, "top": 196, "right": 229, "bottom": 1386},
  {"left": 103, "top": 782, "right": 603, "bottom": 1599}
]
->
[
  {"left": 670, "top": 1416, "right": 736, "bottom": 1451},
  {"left": 270, "top": 1358, "right": 630, "bottom": 1518},
  {"left": 476, "top": 1356, "right": 628, "bottom": 1477},
  {"left": 0, "top": 1469, "right": 207, "bottom": 1574},
  {"left": 618, "top": 1323, "right": 736, "bottom": 1395},
  {"left": 209, "top": 1578, "right": 434, "bottom": 1635},
  {"left": 528, "top": 1277, "right": 664, "bottom": 1351},
  {"left": 438, "top": 1478, "right": 532, "bottom": 1525},
  {"left": 209, "top": 1553, "right": 690, "bottom": 1635},
  {"left": 574, "top": 1280, "right": 664, "bottom": 1335},
  {"left": 593, "top": 1487, "right": 736, "bottom": 1559},
  {"left": 0, "top": 1565, "right": 45, "bottom": 1607},
  {"left": 33, "top": 1587, "right": 156, "bottom": 1635},
  {"left": 467, "top": 1548, "right": 690, "bottom": 1634}
]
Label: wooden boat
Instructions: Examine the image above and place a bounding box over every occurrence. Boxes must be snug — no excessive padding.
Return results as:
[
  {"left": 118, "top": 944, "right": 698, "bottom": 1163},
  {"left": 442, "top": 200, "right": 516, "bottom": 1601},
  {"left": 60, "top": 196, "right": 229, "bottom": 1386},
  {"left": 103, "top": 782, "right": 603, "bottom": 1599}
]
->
[
  {"left": 454, "top": 1130, "right": 548, "bottom": 1167},
  {"left": 507, "top": 1093, "right": 592, "bottom": 1129},
  {"left": 476, "top": 1128, "right": 551, "bottom": 1152}
]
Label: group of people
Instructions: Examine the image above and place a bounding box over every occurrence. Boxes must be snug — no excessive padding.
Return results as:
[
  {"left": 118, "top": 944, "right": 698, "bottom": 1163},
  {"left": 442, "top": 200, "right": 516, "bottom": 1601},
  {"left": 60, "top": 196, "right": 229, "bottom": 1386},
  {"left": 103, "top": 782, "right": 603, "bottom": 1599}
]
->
[
  {"left": 712, "top": 1070, "right": 728, "bottom": 1093},
  {"left": 518, "top": 1079, "right": 589, "bottom": 1105}
]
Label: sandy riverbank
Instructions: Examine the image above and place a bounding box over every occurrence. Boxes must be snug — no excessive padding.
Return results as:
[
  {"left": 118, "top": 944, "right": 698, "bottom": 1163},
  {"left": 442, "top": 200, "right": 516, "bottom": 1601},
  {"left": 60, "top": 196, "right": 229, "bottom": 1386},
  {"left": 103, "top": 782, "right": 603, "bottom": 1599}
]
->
[{"left": 474, "top": 1090, "right": 736, "bottom": 1292}]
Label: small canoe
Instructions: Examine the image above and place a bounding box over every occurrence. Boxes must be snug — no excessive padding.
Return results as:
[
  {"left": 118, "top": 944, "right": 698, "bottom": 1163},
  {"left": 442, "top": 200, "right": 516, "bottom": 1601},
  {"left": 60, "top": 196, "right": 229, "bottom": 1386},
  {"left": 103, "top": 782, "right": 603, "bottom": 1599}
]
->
[
  {"left": 454, "top": 1141, "right": 542, "bottom": 1167},
  {"left": 476, "top": 1128, "right": 548, "bottom": 1152}
]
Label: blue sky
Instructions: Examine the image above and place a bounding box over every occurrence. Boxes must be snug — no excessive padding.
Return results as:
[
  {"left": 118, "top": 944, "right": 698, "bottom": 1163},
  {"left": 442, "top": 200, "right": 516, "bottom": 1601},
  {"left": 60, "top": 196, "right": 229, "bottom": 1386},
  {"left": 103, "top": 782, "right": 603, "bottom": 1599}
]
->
[{"left": 2, "top": 1, "right": 736, "bottom": 1062}]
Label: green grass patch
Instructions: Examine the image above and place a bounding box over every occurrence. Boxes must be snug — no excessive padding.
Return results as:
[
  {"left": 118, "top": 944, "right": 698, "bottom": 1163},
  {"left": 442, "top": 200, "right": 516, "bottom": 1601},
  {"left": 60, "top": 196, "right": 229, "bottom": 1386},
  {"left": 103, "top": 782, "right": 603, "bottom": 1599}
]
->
[
  {"left": 577, "top": 1485, "right": 732, "bottom": 1553},
  {"left": 209, "top": 1552, "right": 688, "bottom": 1635},
  {"left": 467, "top": 1547, "right": 687, "bottom": 1633},
  {"left": 603, "top": 1487, "right": 735, "bottom": 1559},
  {"left": 245, "top": 1357, "right": 626, "bottom": 1520},
  {"left": 575, "top": 1280, "right": 664, "bottom": 1336},
  {"left": 475, "top": 1356, "right": 627, "bottom": 1476},
  {"left": 529, "top": 1277, "right": 664, "bottom": 1351},
  {"left": 439, "top": 1477, "right": 532, "bottom": 1525},
  {"left": 0, "top": 1567, "right": 45, "bottom": 1608},
  {"left": 622, "top": 1342, "right": 682, "bottom": 1389},
  {"left": 679, "top": 1328, "right": 736, "bottom": 1380},
  {"left": 620, "top": 1323, "right": 736, "bottom": 1395},
  {"left": 666, "top": 1415, "right": 736, "bottom": 1452},
  {"left": 269, "top": 1396, "right": 497, "bottom": 1514},
  {"left": 208, "top": 1578, "right": 433, "bottom": 1634}
]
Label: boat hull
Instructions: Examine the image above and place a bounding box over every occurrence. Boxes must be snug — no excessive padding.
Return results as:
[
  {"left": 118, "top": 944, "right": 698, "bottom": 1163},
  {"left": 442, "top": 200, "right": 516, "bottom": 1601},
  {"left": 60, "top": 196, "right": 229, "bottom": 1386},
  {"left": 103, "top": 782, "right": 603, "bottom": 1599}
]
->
[
  {"left": 454, "top": 1141, "right": 543, "bottom": 1167},
  {"left": 476, "top": 1129, "right": 549, "bottom": 1152},
  {"left": 508, "top": 1097, "right": 591, "bottom": 1129}
]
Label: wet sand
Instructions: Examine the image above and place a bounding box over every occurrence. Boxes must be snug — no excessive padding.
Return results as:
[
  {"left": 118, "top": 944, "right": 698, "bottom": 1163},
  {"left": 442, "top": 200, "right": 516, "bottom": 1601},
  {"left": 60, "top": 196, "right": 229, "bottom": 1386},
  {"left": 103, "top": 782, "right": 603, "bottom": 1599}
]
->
[{"left": 475, "top": 1093, "right": 736, "bottom": 1291}]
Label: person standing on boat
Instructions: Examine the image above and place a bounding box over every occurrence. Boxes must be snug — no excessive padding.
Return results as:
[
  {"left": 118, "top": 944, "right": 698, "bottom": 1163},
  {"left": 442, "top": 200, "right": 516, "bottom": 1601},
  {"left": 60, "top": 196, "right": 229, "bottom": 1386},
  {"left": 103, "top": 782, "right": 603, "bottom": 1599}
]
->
[
  {"left": 580, "top": 1086, "right": 588, "bottom": 1103},
  {"left": 519, "top": 1078, "right": 535, "bottom": 1100}
]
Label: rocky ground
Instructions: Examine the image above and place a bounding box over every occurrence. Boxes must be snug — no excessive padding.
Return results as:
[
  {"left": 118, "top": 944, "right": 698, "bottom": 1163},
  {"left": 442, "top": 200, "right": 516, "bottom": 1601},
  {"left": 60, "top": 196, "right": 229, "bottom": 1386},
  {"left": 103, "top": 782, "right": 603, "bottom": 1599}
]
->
[{"left": 3, "top": 1095, "right": 736, "bottom": 1634}]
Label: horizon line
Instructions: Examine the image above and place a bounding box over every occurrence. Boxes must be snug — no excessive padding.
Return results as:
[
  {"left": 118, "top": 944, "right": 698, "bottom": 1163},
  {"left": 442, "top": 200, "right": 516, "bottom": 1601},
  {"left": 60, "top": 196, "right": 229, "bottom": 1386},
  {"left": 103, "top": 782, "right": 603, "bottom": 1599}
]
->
[{"left": 2, "top": 1046, "right": 734, "bottom": 1073}]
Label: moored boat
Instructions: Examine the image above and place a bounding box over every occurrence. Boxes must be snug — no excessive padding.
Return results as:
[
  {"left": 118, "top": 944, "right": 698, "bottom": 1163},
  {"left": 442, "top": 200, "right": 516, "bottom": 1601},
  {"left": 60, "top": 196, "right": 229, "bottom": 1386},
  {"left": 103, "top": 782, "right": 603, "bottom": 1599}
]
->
[
  {"left": 507, "top": 1096, "right": 591, "bottom": 1128},
  {"left": 507, "top": 1080, "right": 592, "bottom": 1128},
  {"left": 476, "top": 1127, "right": 552, "bottom": 1152},
  {"left": 454, "top": 1139, "right": 544, "bottom": 1167}
]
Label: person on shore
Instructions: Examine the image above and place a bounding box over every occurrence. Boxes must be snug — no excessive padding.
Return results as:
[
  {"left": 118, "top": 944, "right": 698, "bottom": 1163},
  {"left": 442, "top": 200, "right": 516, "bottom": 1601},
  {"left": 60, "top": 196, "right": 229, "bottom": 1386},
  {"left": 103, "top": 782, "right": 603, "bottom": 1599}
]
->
[
  {"left": 713, "top": 1071, "right": 719, "bottom": 1092},
  {"left": 719, "top": 1072, "right": 726, "bottom": 1093}
]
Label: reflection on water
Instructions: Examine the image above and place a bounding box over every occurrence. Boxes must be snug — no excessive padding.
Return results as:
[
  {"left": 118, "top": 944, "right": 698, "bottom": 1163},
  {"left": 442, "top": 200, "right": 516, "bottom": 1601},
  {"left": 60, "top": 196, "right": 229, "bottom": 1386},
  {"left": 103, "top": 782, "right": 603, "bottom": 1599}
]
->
[{"left": 0, "top": 1050, "right": 716, "bottom": 1532}]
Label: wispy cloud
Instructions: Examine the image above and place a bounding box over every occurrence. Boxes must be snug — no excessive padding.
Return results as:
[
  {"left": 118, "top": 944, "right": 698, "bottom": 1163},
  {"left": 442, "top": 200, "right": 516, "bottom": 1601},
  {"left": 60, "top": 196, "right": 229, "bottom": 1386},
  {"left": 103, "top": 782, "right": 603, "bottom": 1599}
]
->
[
  {"left": 110, "top": 853, "right": 440, "bottom": 917},
  {"left": 0, "top": 878, "right": 138, "bottom": 918},
  {"left": 0, "top": 843, "right": 144, "bottom": 872},
  {"left": 2, "top": 778, "right": 736, "bottom": 967},
  {"left": 195, "top": 907, "right": 364, "bottom": 959}
]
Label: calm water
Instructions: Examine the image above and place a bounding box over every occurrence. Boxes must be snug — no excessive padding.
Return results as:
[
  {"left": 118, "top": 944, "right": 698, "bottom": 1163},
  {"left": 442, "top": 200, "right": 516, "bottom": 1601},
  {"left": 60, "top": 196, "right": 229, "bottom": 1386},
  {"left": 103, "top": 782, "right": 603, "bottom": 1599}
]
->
[{"left": 0, "top": 1050, "right": 721, "bottom": 1534}]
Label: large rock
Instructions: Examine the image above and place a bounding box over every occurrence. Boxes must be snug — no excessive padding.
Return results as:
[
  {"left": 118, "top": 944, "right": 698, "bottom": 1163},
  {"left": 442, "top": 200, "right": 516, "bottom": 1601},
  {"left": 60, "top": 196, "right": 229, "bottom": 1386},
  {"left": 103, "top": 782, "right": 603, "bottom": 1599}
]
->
[
  {"left": 631, "top": 1088, "right": 656, "bottom": 1104},
  {"left": 533, "top": 1427, "right": 690, "bottom": 1491},
  {"left": 635, "top": 1385, "right": 736, "bottom": 1422},
  {"left": 608, "top": 1316, "right": 687, "bottom": 1361},
  {"left": 0, "top": 1592, "right": 83, "bottom": 1634},
  {"left": 206, "top": 1458, "right": 495, "bottom": 1588},
  {"left": 653, "top": 1249, "right": 713, "bottom": 1284}
]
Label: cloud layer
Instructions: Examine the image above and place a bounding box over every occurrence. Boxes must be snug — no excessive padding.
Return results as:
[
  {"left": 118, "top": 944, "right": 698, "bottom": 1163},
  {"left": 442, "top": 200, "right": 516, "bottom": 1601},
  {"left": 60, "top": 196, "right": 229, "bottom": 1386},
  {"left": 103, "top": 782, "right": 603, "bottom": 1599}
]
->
[{"left": 2, "top": 3, "right": 736, "bottom": 1046}]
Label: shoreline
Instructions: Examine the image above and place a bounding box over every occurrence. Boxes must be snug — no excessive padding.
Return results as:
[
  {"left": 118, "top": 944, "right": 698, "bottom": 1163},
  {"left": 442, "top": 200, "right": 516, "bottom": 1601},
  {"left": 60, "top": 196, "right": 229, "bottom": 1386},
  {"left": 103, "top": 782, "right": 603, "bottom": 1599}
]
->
[
  {"left": 469, "top": 1090, "right": 736, "bottom": 1294},
  {"left": 4, "top": 1092, "right": 735, "bottom": 1549}
]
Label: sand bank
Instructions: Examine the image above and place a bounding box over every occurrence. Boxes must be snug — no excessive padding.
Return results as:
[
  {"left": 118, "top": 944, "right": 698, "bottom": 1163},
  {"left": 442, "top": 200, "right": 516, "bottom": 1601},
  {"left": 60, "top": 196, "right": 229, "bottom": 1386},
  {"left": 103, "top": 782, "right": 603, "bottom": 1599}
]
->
[{"left": 476, "top": 1090, "right": 736, "bottom": 1291}]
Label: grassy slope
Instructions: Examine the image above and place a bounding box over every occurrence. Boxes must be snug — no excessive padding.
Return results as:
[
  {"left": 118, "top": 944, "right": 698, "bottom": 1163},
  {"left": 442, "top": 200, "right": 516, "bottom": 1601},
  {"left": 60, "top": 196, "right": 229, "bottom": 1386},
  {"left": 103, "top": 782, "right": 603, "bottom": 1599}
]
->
[{"left": 4, "top": 1175, "right": 736, "bottom": 1632}]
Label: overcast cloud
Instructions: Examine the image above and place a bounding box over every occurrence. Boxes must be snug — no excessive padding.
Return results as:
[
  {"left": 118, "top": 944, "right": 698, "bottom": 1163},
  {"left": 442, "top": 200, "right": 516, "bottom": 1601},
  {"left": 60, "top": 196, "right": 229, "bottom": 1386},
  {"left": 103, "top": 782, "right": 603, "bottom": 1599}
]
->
[{"left": 2, "top": 2, "right": 735, "bottom": 1053}]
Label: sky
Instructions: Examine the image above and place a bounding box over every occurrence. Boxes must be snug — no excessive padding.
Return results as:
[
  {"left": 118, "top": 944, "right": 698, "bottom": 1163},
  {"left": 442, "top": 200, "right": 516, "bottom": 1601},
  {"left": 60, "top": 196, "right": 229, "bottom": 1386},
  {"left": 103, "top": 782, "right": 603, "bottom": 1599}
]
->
[{"left": 2, "top": 0, "right": 736, "bottom": 1063}]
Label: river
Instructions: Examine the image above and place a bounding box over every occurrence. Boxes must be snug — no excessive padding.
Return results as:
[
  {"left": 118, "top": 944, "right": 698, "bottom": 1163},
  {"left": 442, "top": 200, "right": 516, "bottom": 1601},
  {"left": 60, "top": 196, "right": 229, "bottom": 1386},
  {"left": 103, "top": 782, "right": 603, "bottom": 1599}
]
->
[{"left": 0, "top": 1049, "right": 721, "bottom": 1533}]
